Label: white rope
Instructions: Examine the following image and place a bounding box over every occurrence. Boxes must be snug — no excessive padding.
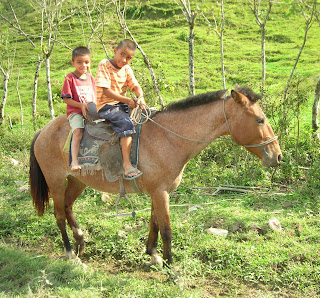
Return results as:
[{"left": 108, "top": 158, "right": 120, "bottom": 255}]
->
[{"left": 130, "top": 97, "right": 277, "bottom": 147}]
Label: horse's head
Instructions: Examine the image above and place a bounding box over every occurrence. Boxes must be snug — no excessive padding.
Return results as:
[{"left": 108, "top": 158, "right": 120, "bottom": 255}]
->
[{"left": 226, "top": 86, "right": 282, "bottom": 168}]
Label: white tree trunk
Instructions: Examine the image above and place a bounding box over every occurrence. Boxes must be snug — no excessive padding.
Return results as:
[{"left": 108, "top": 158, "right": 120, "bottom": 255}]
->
[
  {"left": 220, "top": 0, "right": 226, "bottom": 89},
  {"left": 261, "top": 26, "right": 266, "bottom": 94},
  {"left": 0, "top": 67, "right": 9, "bottom": 124},
  {"left": 46, "top": 57, "right": 54, "bottom": 119},
  {"left": 32, "top": 55, "right": 43, "bottom": 127}
]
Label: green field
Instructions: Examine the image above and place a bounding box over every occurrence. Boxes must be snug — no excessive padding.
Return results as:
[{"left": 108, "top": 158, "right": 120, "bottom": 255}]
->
[{"left": 1, "top": 0, "right": 320, "bottom": 296}]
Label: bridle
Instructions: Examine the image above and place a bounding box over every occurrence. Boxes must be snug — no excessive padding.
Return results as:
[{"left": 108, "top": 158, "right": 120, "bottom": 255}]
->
[
  {"left": 222, "top": 96, "right": 278, "bottom": 148},
  {"left": 134, "top": 96, "right": 278, "bottom": 148}
]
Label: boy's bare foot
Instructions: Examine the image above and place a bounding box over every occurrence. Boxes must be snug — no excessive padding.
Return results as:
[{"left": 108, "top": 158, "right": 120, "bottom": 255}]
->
[
  {"left": 124, "top": 166, "right": 143, "bottom": 180},
  {"left": 71, "top": 164, "right": 81, "bottom": 172}
]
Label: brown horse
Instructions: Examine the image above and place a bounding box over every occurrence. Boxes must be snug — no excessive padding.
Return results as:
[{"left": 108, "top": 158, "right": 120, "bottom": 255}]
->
[{"left": 29, "top": 86, "right": 281, "bottom": 266}]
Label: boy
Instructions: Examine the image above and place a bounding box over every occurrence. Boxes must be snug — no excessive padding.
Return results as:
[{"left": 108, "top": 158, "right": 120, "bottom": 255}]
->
[
  {"left": 61, "top": 46, "right": 96, "bottom": 172},
  {"left": 95, "top": 39, "right": 146, "bottom": 179}
]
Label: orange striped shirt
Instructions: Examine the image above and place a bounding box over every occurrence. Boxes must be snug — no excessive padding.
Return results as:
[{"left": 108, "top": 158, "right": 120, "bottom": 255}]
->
[{"left": 95, "top": 59, "right": 140, "bottom": 111}]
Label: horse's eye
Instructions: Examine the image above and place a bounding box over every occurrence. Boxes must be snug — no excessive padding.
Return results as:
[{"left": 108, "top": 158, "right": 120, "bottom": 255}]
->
[{"left": 257, "top": 118, "right": 264, "bottom": 124}]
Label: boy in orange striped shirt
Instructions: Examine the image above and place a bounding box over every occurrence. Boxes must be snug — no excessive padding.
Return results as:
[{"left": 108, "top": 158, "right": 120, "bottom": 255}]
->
[{"left": 95, "top": 39, "right": 146, "bottom": 179}]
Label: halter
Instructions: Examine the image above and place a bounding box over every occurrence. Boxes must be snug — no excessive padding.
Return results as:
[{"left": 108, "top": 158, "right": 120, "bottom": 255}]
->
[
  {"left": 222, "top": 96, "right": 278, "bottom": 148},
  {"left": 134, "top": 96, "right": 278, "bottom": 148}
]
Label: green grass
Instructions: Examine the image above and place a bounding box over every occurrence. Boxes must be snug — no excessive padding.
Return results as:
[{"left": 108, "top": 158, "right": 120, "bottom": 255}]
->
[{"left": 1, "top": 0, "right": 320, "bottom": 296}]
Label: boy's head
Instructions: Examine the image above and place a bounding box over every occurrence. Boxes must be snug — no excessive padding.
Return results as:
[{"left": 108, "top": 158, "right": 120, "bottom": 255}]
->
[
  {"left": 116, "top": 39, "right": 136, "bottom": 52},
  {"left": 112, "top": 39, "right": 136, "bottom": 69},
  {"left": 72, "top": 46, "right": 91, "bottom": 61},
  {"left": 71, "top": 46, "right": 91, "bottom": 77}
]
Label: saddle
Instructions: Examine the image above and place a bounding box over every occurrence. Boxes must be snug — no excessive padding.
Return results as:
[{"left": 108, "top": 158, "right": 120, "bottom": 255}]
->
[{"left": 68, "top": 103, "right": 141, "bottom": 182}]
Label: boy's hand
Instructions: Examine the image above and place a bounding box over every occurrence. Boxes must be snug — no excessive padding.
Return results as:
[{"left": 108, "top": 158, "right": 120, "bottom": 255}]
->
[
  {"left": 81, "top": 103, "right": 89, "bottom": 118},
  {"left": 128, "top": 98, "right": 138, "bottom": 109},
  {"left": 137, "top": 96, "right": 146, "bottom": 109}
]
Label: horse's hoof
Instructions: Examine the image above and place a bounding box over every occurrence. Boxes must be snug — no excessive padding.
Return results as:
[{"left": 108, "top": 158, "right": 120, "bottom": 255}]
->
[
  {"left": 151, "top": 254, "right": 163, "bottom": 267},
  {"left": 74, "top": 242, "right": 85, "bottom": 257}
]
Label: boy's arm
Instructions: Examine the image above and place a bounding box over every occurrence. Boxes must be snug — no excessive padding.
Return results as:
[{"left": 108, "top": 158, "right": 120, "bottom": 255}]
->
[
  {"left": 132, "top": 85, "right": 146, "bottom": 107},
  {"left": 102, "top": 88, "right": 137, "bottom": 109},
  {"left": 63, "top": 97, "right": 89, "bottom": 118}
]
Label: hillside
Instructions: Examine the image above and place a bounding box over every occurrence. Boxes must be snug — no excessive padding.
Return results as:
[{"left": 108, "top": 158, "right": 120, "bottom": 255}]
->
[{"left": 0, "top": 0, "right": 319, "bottom": 127}]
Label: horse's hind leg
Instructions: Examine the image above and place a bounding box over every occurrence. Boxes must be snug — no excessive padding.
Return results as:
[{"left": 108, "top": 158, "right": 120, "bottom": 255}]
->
[
  {"left": 50, "top": 182, "right": 74, "bottom": 259},
  {"left": 65, "top": 176, "right": 86, "bottom": 256}
]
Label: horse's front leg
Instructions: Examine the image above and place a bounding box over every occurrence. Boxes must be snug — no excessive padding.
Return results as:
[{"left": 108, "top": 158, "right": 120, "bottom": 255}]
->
[
  {"left": 148, "top": 190, "right": 173, "bottom": 266},
  {"left": 146, "top": 201, "right": 163, "bottom": 266}
]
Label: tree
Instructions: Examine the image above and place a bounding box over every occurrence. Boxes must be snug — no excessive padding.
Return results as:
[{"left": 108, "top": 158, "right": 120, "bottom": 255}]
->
[
  {"left": 248, "top": 0, "right": 273, "bottom": 98},
  {"left": 312, "top": 76, "right": 320, "bottom": 138},
  {"left": 0, "top": 32, "right": 16, "bottom": 125},
  {"left": 31, "top": 0, "right": 74, "bottom": 119},
  {"left": 77, "top": 0, "right": 112, "bottom": 58},
  {"left": 175, "top": 0, "right": 197, "bottom": 95},
  {"left": 282, "top": 0, "right": 317, "bottom": 103},
  {"left": 112, "top": 0, "right": 164, "bottom": 107},
  {"left": 0, "top": 0, "right": 73, "bottom": 125},
  {"left": 201, "top": 0, "right": 226, "bottom": 89}
]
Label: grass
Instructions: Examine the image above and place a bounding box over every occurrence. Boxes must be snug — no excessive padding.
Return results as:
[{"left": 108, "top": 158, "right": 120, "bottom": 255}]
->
[
  {"left": 1, "top": 0, "right": 320, "bottom": 296},
  {"left": 1, "top": 126, "right": 320, "bottom": 296}
]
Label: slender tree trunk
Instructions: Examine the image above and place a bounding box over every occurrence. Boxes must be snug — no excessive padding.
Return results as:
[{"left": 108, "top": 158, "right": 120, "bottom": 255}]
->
[
  {"left": 283, "top": 18, "right": 312, "bottom": 102},
  {"left": 312, "top": 76, "right": 320, "bottom": 137},
  {"left": 220, "top": 0, "right": 226, "bottom": 89},
  {"left": 261, "top": 26, "right": 266, "bottom": 94},
  {"left": 46, "top": 57, "right": 54, "bottom": 119},
  {"left": 188, "top": 24, "right": 195, "bottom": 96},
  {"left": 0, "top": 67, "right": 9, "bottom": 125},
  {"left": 249, "top": 0, "right": 272, "bottom": 98},
  {"left": 112, "top": 0, "right": 164, "bottom": 107},
  {"left": 33, "top": 55, "right": 43, "bottom": 128}
]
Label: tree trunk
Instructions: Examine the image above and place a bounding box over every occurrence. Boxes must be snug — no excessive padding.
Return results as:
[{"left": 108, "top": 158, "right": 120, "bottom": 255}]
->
[
  {"left": 220, "top": 0, "right": 226, "bottom": 89},
  {"left": 46, "top": 57, "right": 54, "bottom": 119},
  {"left": 312, "top": 76, "right": 320, "bottom": 137},
  {"left": 188, "top": 24, "right": 195, "bottom": 96},
  {"left": 261, "top": 26, "right": 266, "bottom": 96},
  {"left": 0, "top": 68, "right": 9, "bottom": 125},
  {"left": 32, "top": 55, "right": 43, "bottom": 128}
]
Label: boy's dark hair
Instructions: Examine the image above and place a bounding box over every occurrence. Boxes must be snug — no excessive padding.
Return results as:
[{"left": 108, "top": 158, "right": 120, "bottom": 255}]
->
[
  {"left": 116, "top": 39, "right": 136, "bottom": 51},
  {"left": 72, "top": 46, "right": 91, "bottom": 61}
]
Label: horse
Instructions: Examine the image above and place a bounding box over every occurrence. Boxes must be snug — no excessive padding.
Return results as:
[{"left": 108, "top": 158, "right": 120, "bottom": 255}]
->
[{"left": 29, "top": 85, "right": 282, "bottom": 267}]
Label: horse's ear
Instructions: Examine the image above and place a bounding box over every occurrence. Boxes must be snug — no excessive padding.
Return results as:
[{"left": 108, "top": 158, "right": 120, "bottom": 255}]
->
[{"left": 231, "top": 90, "right": 245, "bottom": 105}]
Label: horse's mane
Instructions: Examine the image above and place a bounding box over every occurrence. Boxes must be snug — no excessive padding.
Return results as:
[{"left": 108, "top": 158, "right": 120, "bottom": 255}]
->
[
  {"left": 163, "top": 89, "right": 228, "bottom": 112},
  {"left": 158, "top": 85, "right": 261, "bottom": 114},
  {"left": 233, "top": 85, "right": 262, "bottom": 102}
]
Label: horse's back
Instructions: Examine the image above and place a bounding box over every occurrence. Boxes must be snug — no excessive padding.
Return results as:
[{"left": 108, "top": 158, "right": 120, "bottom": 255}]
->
[{"left": 34, "top": 115, "right": 70, "bottom": 171}]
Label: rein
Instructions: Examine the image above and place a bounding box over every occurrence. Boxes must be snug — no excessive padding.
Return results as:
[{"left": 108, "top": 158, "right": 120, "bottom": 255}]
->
[{"left": 131, "top": 97, "right": 278, "bottom": 148}]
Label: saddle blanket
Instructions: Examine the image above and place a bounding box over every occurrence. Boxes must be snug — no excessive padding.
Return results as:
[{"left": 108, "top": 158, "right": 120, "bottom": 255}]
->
[{"left": 63, "top": 103, "right": 141, "bottom": 182}]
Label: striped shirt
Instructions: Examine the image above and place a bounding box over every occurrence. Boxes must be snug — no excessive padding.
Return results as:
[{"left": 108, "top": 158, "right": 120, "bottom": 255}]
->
[{"left": 95, "top": 59, "right": 140, "bottom": 111}]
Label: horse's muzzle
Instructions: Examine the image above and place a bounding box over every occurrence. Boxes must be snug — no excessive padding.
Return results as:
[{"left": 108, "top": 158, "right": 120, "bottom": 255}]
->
[{"left": 261, "top": 151, "right": 282, "bottom": 168}]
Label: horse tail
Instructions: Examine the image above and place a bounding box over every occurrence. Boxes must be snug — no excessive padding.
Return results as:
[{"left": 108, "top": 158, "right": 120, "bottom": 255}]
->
[{"left": 29, "top": 130, "right": 49, "bottom": 216}]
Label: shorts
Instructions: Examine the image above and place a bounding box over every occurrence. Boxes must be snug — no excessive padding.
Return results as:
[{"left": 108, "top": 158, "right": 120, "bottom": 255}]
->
[
  {"left": 68, "top": 113, "right": 85, "bottom": 133},
  {"left": 98, "top": 103, "right": 135, "bottom": 138}
]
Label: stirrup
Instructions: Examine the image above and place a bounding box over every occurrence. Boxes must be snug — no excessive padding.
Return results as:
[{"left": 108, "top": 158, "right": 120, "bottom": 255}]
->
[{"left": 115, "top": 176, "right": 136, "bottom": 218}]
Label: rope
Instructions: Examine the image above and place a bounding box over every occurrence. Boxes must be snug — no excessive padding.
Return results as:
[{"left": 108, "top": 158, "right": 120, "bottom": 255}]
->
[
  {"left": 130, "top": 96, "right": 278, "bottom": 146},
  {"left": 130, "top": 103, "right": 231, "bottom": 143}
]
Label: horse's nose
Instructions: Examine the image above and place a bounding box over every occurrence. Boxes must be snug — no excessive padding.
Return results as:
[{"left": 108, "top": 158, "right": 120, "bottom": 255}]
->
[{"left": 277, "top": 153, "right": 282, "bottom": 164}]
